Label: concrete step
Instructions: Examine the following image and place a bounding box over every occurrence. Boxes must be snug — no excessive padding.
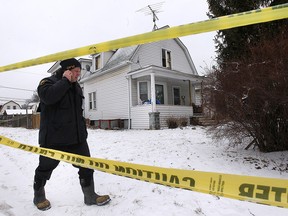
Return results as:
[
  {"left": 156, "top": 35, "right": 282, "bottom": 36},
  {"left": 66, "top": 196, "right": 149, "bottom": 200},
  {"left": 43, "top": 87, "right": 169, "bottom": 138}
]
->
[{"left": 190, "top": 116, "right": 217, "bottom": 126}]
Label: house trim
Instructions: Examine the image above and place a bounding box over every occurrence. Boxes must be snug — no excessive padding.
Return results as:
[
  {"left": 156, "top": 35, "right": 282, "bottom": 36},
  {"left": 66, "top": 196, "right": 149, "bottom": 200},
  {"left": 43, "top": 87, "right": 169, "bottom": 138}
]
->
[
  {"left": 80, "top": 61, "right": 130, "bottom": 83},
  {"left": 128, "top": 65, "right": 204, "bottom": 84}
]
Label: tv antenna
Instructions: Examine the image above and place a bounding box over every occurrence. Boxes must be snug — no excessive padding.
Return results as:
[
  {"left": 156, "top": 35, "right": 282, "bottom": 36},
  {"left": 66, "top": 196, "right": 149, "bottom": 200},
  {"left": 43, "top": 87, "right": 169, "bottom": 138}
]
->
[{"left": 137, "top": 2, "right": 165, "bottom": 31}]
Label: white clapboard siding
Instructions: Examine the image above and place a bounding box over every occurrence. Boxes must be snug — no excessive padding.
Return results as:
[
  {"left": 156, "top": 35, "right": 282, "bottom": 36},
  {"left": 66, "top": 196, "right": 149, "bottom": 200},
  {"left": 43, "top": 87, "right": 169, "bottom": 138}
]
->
[
  {"left": 131, "top": 105, "right": 152, "bottom": 129},
  {"left": 157, "top": 105, "right": 193, "bottom": 128},
  {"left": 84, "top": 65, "right": 130, "bottom": 120},
  {"left": 131, "top": 105, "right": 193, "bottom": 129},
  {"left": 134, "top": 39, "right": 195, "bottom": 75}
]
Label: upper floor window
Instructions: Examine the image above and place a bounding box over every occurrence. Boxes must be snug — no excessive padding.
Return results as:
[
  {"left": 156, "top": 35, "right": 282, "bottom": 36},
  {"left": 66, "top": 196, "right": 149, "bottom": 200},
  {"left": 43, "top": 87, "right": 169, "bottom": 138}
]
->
[
  {"left": 162, "top": 49, "right": 171, "bottom": 69},
  {"left": 95, "top": 55, "right": 101, "bottom": 70},
  {"left": 13, "top": 106, "right": 17, "bottom": 109},
  {"left": 7, "top": 106, "right": 11, "bottom": 109},
  {"left": 88, "top": 92, "right": 97, "bottom": 110}
]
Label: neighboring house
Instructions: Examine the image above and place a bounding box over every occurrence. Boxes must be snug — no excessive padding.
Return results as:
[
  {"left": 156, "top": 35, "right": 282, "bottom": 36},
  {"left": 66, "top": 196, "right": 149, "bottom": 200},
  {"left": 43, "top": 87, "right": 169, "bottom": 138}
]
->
[
  {"left": 28, "top": 102, "right": 40, "bottom": 113},
  {"left": 78, "top": 30, "right": 204, "bottom": 129},
  {"left": 4, "top": 109, "right": 33, "bottom": 116},
  {"left": 0, "top": 100, "right": 21, "bottom": 115},
  {"left": 0, "top": 101, "right": 39, "bottom": 128}
]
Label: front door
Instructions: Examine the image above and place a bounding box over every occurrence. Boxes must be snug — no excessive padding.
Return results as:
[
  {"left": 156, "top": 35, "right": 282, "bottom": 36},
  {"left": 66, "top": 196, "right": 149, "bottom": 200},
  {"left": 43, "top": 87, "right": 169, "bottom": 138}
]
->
[
  {"left": 173, "top": 87, "right": 180, "bottom": 105},
  {"left": 155, "top": 84, "right": 164, "bottom": 104}
]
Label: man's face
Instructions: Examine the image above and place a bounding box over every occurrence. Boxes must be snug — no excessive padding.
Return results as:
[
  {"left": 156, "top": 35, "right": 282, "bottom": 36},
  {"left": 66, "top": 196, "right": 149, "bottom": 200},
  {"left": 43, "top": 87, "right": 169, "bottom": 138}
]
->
[{"left": 70, "top": 67, "right": 81, "bottom": 82}]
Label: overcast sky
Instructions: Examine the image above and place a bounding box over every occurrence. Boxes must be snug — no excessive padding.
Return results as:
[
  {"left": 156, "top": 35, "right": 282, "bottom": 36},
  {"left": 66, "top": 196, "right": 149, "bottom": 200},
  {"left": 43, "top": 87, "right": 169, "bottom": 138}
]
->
[{"left": 0, "top": 0, "right": 216, "bottom": 105}]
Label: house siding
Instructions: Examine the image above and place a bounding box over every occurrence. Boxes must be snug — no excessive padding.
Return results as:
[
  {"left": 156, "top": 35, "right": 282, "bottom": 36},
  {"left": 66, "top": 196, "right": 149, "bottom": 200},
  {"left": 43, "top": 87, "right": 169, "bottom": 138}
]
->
[
  {"left": 157, "top": 105, "right": 193, "bottom": 128},
  {"left": 84, "top": 65, "right": 130, "bottom": 121},
  {"left": 131, "top": 39, "right": 195, "bottom": 75},
  {"left": 131, "top": 105, "right": 193, "bottom": 129},
  {"left": 131, "top": 105, "right": 152, "bottom": 129}
]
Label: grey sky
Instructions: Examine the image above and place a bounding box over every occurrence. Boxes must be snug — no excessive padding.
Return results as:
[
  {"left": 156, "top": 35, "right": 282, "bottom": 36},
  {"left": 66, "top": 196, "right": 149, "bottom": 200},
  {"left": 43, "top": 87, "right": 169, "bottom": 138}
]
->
[{"left": 0, "top": 0, "right": 216, "bottom": 104}]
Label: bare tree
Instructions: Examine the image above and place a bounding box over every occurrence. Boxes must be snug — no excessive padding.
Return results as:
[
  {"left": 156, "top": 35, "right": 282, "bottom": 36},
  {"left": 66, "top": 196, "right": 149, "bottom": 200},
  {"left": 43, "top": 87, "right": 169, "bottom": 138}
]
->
[{"left": 204, "top": 34, "right": 288, "bottom": 152}]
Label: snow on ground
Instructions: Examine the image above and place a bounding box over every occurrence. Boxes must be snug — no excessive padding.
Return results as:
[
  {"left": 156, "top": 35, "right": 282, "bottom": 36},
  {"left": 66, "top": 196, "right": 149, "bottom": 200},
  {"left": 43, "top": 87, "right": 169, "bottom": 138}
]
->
[{"left": 0, "top": 126, "right": 287, "bottom": 216}]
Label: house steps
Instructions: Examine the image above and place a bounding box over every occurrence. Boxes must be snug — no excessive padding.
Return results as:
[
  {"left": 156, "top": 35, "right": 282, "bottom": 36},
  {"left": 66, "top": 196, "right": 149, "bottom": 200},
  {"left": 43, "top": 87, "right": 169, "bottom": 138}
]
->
[{"left": 190, "top": 115, "right": 218, "bottom": 126}]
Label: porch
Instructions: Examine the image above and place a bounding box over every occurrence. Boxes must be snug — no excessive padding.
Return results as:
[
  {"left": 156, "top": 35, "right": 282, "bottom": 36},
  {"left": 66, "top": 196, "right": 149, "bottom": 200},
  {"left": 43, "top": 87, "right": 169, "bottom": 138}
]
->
[
  {"left": 127, "top": 65, "right": 204, "bottom": 129},
  {"left": 130, "top": 104, "right": 194, "bottom": 129}
]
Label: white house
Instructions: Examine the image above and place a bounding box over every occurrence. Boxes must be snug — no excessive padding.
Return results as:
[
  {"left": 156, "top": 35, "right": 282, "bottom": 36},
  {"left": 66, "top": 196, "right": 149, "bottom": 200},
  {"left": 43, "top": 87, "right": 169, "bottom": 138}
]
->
[
  {"left": 0, "top": 100, "right": 21, "bottom": 115},
  {"left": 4, "top": 109, "right": 33, "bottom": 115},
  {"left": 79, "top": 33, "right": 204, "bottom": 129}
]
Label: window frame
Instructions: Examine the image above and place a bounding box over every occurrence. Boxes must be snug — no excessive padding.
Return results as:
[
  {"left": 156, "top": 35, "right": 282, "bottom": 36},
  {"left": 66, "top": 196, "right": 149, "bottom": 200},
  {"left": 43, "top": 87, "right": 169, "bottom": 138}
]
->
[
  {"left": 95, "top": 55, "right": 101, "bottom": 70},
  {"left": 138, "top": 81, "right": 149, "bottom": 104},
  {"left": 88, "top": 91, "right": 97, "bottom": 110},
  {"left": 162, "top": 49, "right": 172, "bottom": 69}
]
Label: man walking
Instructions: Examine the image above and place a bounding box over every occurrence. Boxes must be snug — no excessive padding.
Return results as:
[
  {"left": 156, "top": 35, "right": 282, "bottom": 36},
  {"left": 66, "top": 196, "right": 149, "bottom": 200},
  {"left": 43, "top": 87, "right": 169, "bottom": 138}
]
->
[{"left": 33, "top": 58, "right": 111, "bottom": 210}]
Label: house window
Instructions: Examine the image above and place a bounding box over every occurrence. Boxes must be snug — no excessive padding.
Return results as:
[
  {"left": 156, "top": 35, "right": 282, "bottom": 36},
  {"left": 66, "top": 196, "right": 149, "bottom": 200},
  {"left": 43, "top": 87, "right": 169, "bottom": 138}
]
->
[
  {"left": 95, "top": 55, "right": 101, "bottom": 70},
  {"left": 13, "top": 106, "right": 17, "bottom": 109},
  {"left": 173, "top": 87, "right": 181, "bottom": 105},
  {"left": 88, "top": 92, "right": 96, "bottom": 110},
  {"left": 139, "top": 82, "right": 148, "bottom": 103},
  {"left": 162, "top": 49, "right": 171, "bottom": 69},
  {"left": 7, "top": 106, "right": 10, "bottom": 109},
  {"left": 156, "top": 84, "right": 164, "bottom": 104}
]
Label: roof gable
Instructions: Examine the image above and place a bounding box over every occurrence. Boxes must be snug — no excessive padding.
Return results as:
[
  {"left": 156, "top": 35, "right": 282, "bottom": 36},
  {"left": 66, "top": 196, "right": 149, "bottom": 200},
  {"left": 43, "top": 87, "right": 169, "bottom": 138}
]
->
[
  {"left": 102, "top": 45, "right": 139, "bottom": 70},
  {"left": 2, "top": 100, "right": 21, "bottom": 108}
]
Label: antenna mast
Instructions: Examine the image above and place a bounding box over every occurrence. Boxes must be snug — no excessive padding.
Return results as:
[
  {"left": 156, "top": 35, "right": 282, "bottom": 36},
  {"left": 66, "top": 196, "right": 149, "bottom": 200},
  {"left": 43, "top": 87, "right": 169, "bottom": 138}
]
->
[{"left": 137, "top": 2, "right": 164, "bottom": 31}]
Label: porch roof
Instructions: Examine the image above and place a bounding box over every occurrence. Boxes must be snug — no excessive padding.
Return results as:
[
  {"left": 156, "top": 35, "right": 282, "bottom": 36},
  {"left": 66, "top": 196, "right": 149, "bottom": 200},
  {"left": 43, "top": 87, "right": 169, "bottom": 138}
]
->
[{"left": 127, "top": 65, "right": 204, "bottom": 84}]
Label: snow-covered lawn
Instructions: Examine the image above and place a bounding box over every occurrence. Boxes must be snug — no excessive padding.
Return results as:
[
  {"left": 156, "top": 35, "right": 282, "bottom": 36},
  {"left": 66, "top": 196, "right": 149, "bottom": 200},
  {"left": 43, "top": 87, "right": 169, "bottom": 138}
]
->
[{"left": 0, "top": 126, "right": 287, "bottom": 216}]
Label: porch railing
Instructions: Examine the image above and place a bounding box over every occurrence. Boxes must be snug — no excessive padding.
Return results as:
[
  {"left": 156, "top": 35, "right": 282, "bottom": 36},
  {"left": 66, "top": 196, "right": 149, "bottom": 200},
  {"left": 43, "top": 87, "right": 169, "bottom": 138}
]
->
[{"left": 131, "top": 104, "right": 193, "bottom": 129}]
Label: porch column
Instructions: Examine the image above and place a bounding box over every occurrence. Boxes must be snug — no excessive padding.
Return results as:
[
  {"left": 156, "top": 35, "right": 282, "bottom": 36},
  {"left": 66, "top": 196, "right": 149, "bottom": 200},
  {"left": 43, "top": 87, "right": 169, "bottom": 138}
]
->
[
  {"left": 150, "top": 72, "right": 156, "bottom": 112},
  {"left": 187, "top": 80, "right": 192, "bottom": 106},
  {"left": 127, "top": 75, "right": 132, "bottom": 129}
]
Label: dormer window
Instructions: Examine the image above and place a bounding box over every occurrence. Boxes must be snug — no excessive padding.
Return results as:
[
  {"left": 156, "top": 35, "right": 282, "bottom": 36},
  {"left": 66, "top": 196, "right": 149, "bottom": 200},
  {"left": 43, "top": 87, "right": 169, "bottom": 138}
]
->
[
  {"left": 95, "top": 55, "right": 101, "bottom": 70},
  {"left": 162, "top": 49, "right": 171, "bottom": 69}
]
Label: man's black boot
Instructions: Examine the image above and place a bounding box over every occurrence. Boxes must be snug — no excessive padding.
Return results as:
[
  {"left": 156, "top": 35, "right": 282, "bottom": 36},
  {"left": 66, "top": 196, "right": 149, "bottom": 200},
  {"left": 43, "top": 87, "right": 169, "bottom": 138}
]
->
[
  {"left": 80, "top": 178, "right": 111, "bottom": 206},
  {"left": 33, "top": 177, "right": 51, "bottom": 211}
]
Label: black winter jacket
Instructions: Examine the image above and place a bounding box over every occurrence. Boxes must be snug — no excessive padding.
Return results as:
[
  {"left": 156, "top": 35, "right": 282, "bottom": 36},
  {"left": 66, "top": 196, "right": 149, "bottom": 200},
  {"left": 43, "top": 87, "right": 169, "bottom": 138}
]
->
[{"left": 38, "top": 74, "right": 87, "bottom": 147}]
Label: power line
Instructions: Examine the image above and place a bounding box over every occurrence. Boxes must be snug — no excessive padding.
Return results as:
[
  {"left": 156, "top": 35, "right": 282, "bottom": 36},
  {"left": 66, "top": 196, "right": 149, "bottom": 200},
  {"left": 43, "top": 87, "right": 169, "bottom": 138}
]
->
[
  {"left": 0, "top": 96, "right": 28, "bottom": 102},
  {"left": 7, "top": 70, "right": 49, "bottom": 76},
  {"left": 0, "top": 85, "right": 35, "bottom": 92}
]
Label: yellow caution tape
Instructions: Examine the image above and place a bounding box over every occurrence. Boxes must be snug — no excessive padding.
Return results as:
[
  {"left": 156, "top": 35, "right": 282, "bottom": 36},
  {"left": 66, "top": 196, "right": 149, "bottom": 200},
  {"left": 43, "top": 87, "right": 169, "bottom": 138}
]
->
[
  {"left": 0, "top": 3, "right": 287, "bottom": 72},
  {"left": 0, "top": 135, "right": 287, "bottom": 208}
]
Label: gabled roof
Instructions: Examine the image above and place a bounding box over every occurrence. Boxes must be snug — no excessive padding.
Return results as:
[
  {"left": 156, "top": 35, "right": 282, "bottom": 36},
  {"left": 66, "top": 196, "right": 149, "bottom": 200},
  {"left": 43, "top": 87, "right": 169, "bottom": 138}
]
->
[
  {"left": 81, "top": 26, "right": 199, "bottom": 82},
  {"left": 102, "top": 45, "right": 138, "bottom": 70},
  {"left": 1, "top": 100, "right": 21, "bottom": 108},
  {"left": 99, "top": 26, "right": 172, "bottom": 71}
]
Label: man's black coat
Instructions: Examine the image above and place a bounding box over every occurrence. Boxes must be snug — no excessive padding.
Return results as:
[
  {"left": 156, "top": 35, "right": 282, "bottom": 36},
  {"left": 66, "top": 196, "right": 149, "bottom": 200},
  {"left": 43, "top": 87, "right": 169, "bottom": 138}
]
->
[{"left": 37, "top": 74, "right": 87, "bottom": 147}]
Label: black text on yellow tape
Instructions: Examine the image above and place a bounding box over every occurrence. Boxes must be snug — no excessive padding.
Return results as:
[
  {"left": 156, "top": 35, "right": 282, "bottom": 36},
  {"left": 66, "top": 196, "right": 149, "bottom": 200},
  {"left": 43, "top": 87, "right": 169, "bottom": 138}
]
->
[
  {"left": 0, "top": 3, "right": 287, "bottom": 72},
  {"left": 0, "top": 135, "right": 287, "bottom": 208}
]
